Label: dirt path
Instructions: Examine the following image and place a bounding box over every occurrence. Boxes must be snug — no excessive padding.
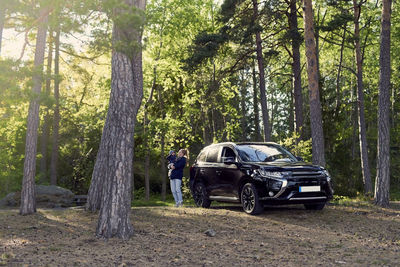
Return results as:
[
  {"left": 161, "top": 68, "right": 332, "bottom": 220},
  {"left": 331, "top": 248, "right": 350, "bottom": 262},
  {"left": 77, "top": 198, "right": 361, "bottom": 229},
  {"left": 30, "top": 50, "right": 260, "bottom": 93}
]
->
[{"left": 1, "top": 203, "right": 399, "bottom": 266}]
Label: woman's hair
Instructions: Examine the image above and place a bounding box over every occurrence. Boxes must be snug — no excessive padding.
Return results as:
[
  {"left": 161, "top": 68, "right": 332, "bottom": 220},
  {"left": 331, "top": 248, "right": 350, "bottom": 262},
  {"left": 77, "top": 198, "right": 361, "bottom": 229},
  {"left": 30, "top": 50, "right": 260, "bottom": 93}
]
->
[{"left": 179, "top": 149, "right": 187, "bottom": 156}]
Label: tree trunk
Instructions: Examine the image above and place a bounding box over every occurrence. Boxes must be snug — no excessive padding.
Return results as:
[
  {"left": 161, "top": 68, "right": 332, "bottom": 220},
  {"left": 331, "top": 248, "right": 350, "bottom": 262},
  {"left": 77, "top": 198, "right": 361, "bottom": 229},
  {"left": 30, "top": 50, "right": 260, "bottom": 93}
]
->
[
  {"left": 39, "top": 30, "right": 53, "bottom": 182},
  {"left": 158, "top": 86, "right": 167, "bottom": 201},
  {"left": 0, "top": 5, "right": 6, "bottom": 56},
  {"left": 50, "top": 27, "right": 60, "bottom": 186},
  {"left": 86, "top": 140, "right": 106, "bottom": 211},
  {"left": 143, "top": 52, "right": 159, "bottom": 201},
  {"left": 95, "top": 0, "right": 145, "bottom": 239},
  {"left": 143, "top": 110, "right": 150, "bottom": 201},
  {"left": 252, "top": 0, "right": 270, "bottom": 142},
  {"left": 20, "top": 7, "right": 49, "bottom": 215},
  {"left": 353, "top": 1, "right": 372, "bottom": 195},
  {"left": 240, "top": 71, "right": 247, "bottom": 141},
  {"left": 252, "top": 62, "right": 262, "bottom": 141},
  {"left": 335, "top": 26, "right": 346, "bottom": 117},
  {"left": 302, "top": 0, "right": 325, "bottom": 167},
  {"left": 289, "top": 0, "right": 304, "bottom": 139},
  {"left": 351, "top": 73, "right": 358, "bottom": 161},
  {"left": 375, "top": 0, "right": 392, "bottom": 207}
]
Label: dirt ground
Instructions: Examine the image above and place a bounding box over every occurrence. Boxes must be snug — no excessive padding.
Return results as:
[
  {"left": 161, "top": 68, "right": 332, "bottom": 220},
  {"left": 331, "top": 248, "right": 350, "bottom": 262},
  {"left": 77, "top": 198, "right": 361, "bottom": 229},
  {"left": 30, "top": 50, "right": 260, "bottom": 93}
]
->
[{"left": 1, "top": 202, "right": 400, "bottom": 266}]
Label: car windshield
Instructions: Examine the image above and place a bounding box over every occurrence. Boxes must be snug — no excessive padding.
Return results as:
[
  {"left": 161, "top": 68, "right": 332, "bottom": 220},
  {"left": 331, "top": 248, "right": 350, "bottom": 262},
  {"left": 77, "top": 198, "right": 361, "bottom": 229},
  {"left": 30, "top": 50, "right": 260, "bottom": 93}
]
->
[{"left": 236, "top": 144, "right": 297, "bottom": 163}]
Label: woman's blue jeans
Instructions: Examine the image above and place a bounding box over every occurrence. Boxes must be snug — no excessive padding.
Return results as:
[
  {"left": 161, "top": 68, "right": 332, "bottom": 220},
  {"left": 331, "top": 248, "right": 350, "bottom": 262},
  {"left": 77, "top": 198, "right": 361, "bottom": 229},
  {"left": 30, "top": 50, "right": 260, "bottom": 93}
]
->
[{"left": 170, "top": 179, "right": 183, "bottom": 205}]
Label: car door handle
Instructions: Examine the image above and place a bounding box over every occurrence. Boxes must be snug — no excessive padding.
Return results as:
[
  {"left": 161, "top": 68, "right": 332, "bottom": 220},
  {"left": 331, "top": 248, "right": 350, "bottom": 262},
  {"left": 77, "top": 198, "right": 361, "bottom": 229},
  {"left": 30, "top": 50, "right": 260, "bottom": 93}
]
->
[{"left": 216, "top": 170, "right": 222, "bottom": 175}]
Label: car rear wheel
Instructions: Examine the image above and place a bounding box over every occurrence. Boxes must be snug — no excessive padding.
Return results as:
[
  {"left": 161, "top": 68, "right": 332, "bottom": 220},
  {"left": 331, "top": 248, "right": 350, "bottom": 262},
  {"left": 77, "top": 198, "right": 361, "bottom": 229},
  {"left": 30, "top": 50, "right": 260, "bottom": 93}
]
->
[
  {"left": 193, "top": 182, "right": 211, "bottom": 208},
  {"left": 241, "top": 183, "right": 263, "bottom": 215},
  {"left": 304, "top": 202, "right": 326, "bottom": 210}
]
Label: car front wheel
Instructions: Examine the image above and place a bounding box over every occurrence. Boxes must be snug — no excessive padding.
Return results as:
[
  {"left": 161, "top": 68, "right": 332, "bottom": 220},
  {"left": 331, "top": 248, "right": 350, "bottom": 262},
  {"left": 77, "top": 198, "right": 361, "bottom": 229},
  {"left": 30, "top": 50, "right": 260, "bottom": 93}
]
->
[
  {"left": 241, "top": 183, "right": 263, "bottom": 215},
  {"left": 193, "top": 182, "right": 211, "bottom": 208}
]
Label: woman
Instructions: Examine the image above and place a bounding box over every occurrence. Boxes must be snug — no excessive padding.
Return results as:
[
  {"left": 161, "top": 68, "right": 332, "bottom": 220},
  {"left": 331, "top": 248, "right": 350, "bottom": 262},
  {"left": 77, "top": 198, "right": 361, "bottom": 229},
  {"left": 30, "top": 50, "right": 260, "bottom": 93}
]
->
[{"left": 170, "top": 149, "right": 187, "bottom": 207}]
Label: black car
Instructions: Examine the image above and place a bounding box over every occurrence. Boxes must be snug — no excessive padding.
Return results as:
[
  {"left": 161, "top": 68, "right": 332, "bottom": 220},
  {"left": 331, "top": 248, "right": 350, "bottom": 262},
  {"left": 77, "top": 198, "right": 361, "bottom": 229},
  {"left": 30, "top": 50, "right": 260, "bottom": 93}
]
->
[{"left": 189, "top": 142, "right": 333, "bottom": 215}]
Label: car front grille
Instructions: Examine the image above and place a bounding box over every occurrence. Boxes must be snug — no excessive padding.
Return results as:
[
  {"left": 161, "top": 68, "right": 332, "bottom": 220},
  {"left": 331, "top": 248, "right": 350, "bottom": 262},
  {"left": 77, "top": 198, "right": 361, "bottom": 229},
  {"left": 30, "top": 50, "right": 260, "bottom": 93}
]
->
[{"left": 289, "top": 171, "right": 325, "bottom": 183}]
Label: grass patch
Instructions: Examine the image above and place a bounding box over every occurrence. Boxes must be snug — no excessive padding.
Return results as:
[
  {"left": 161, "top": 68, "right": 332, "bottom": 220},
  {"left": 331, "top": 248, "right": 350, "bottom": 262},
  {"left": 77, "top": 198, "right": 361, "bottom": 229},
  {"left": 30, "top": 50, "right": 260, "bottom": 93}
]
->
[
  {"left": 331, "top": 195, "right": 374, "bottom": 207},
  {"left": 390, "top": 190, "right": 400, "bottom": 201}
]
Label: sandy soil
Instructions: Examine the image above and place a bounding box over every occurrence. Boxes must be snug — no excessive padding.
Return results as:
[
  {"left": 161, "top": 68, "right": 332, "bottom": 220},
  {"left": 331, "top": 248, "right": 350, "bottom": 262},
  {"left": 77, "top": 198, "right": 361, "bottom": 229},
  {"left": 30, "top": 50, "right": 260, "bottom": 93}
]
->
[{"left": 1, "top": 202, "right": 399, "bottom": 266}]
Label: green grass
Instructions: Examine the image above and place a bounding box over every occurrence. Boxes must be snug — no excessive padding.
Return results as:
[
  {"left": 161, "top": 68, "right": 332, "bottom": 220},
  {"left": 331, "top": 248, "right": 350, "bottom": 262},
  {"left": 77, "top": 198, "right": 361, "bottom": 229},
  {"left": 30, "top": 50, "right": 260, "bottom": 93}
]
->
[
  {"left": 390, "top": 189, "right": 400, "bottom": 201},
  {"left": 331, "top": 195, "right": 374, "bottom": 207}
]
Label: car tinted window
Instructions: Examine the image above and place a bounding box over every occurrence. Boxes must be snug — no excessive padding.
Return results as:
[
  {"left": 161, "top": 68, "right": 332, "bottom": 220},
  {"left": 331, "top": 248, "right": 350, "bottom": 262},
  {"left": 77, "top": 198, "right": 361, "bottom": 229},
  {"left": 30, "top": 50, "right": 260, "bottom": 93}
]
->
[
  {"left": 222, "top": 147, "right": 236, "bottom": 159},
  {"left": 236, "top": 144, "right": 296, "bottom": 163},
  {"left": 206, "top": 146, "right": 220, "bottom": 162},
  {"left": 197, "top": 151, "right": 207, "bottom": 162}
]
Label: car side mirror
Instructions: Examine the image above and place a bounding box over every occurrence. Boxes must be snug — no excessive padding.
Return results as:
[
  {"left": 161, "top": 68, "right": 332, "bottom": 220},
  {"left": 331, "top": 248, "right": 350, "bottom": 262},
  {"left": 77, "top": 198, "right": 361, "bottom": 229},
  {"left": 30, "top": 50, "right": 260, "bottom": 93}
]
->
[
  {"left": 222, "top": 156, "right": 236, "bottom": 165},
  {"left": 296, "top": 156, "right": 304, "bottom": 162}
]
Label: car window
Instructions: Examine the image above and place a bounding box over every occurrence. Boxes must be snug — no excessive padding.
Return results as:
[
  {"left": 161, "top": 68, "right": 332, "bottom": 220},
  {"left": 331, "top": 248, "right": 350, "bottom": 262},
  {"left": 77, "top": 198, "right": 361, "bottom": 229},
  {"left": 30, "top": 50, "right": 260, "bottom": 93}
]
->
[
  {"left": 197, "top": 150, "right": 207, "bottom": 162},
  {"left": 236, "top": 144, "right": 296, "bottom": 163},
  {"left": 206, "top": 146, "right": 219, "bottom": 162},
  {"left": 221, "top": 147, "right": 236, "bottom": 161}
]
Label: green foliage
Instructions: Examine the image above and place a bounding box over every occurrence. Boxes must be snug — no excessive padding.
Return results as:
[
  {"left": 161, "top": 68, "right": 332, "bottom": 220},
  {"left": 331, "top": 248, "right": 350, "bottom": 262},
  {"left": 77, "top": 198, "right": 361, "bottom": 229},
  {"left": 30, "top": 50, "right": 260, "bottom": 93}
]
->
[
  {"left": 331, "top": 194, "right": 374, "bottom": 207},
  {"left": 1, "top": 0, "right": 400, "bottom": 204},
  {"left": 279, "top": 132, "right": 312, "bottom": 162}
]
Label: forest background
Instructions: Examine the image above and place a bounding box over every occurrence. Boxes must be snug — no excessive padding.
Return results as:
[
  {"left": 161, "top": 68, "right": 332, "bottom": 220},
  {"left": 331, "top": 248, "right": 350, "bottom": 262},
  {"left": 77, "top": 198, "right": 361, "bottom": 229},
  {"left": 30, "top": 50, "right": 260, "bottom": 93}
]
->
[{"left": 0, "top": 0, "right": 399, "bottom": 204}]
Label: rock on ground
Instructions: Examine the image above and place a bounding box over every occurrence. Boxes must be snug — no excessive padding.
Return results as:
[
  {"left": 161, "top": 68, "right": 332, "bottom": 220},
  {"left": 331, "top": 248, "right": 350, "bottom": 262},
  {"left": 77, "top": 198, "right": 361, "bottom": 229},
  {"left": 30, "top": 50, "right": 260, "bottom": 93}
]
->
[{"left": 0, "top": 185, "right": 74, "bottom": 208}]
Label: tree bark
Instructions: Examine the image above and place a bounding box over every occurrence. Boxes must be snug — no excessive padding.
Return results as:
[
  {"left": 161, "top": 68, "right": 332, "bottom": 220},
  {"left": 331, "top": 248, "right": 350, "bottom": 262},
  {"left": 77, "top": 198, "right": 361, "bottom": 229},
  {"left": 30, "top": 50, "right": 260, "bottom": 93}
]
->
[
  {"left": 252, "top": 0, "right": 270, "bottom": 142},
  {"left": 302, "top": 0, "right": 325, "bottom": 167},
  {"left": 86, "top": 142, "right": 106, "bottom": 211},
  {"left": 158, "top": 87, "right": 167, "bottom": 201},
  {"left": 289, "top": 0, "right": 304, "bottom": 139},
  {"left": 375, "top": 0, "right": 392, "bottom": 207},
  {"left": 240, "top": 71, "right": 247, "bottom": 141},
  {"left": 143, "top": 109, "right": 150, "bottom": 201},
  {"left": 252, "top": 62, "right": 262, "bottom": 141},
  {"left": 50, "top": 27, "right": 60, "bottom": 186},
  {"left": 95, "top": 0, "right": 145, "bottom": 239},
  {"left": 335, "top": 26, "right": 346, "bottom": 117},
  {"left": 39, "top": 30, "right": 53, "bottom": 182},
  {"left": 20, "top": 7, "right": 49, "bottom": 215},
  {"left": 353, "top": 1, "right": 372, "bottom": 195}
]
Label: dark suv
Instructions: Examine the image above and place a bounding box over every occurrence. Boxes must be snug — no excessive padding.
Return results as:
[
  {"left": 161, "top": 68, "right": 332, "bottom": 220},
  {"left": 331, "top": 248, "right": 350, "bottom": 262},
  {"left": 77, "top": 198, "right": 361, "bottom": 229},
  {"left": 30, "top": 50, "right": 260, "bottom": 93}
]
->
[{"left": 189, "top": 142, "right": 333, "bottom": 215}]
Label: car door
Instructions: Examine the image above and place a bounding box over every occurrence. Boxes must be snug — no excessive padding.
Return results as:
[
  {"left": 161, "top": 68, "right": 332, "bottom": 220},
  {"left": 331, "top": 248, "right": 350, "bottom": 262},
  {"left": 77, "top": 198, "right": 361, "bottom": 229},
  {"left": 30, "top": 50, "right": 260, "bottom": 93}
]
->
[
  {"left": 202, "top": 145, "right": 222, "bottom": 196},
  {"left": 218, "top": 146, "right": 241, "bottom": 197}
]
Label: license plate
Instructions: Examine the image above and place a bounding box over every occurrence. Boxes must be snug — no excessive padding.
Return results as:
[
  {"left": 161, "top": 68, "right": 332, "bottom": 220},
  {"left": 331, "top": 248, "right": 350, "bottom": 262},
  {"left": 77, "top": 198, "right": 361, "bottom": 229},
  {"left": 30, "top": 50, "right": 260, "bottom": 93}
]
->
[{"left": 299, "top": 186, "right": 320, "bottom": 192}]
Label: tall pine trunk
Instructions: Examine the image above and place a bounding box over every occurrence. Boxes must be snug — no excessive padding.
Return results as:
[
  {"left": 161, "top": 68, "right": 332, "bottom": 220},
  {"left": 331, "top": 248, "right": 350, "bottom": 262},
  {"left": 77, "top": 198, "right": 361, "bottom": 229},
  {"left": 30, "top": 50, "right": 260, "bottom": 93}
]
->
[
  {"left": 375, "top": 0, "right": 392, "bottom": 207},
  {"left": 158, "top": 87, "right": 167, "bottom": 201},
  {"left": 240, "top": 71, "right": 247, "bottom": 141},
  {"left": 143, "top": 109, "right": 150, "bottom": 201},
  {"left": 353, "top": 1, "right": 372, "bottom": 195},
  {"left": 95, "top": 0, "right": 145, "bottom": 239},
  {"left": 335, "top": 26, "right": 346, "bottom": 117},
  {"left": 302, "top": 0, "right": 325, "bottom": 167},
  {"left": 39, "top": 30, "right": 53, "bottom": 182},
  {"left": 288, "top": 0, "right": 304, "bottom": 139},
  {"left": 20, "top": 7, "right": 49, "bottom": 215},
  {"left": 252, "top": 0, "right": 270, "bottom": 141},
  {"left": 50, "top": 27, "right": 60, "bottom": 186},
  {"left": 252, "top": 62, "right": 262, "bottom": 141}
]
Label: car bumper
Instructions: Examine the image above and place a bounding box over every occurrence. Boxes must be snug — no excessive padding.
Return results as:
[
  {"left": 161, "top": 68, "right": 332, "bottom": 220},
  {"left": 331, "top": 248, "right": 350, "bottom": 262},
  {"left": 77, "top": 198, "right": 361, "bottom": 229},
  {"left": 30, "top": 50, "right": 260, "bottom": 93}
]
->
[{"left": 258, "top": 178, "right": 333, "bottom": 204}]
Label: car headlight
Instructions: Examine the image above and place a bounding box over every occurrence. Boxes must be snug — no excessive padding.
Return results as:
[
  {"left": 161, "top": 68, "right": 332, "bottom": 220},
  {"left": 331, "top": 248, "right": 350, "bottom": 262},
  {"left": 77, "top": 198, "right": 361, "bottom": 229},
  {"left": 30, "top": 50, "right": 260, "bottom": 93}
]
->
[
  {"left": 322, "top": 169, "right": 331, "bottom": 182},
  {"left": 257, "top": 169, "right": 291, "bottom": 178},
  {"left": 253, "top": 169, "right": 291, "bottom": 179}
]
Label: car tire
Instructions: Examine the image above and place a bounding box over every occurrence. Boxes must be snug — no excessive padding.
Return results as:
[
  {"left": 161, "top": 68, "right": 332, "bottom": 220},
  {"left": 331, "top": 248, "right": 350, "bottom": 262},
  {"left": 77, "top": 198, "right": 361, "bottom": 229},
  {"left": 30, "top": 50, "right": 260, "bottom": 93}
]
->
[
  {"left": 192, "top": 182, "right": 211, "bottom": 208},
  {"left": 304, "top": 202, "right": 326, "bottom": 210},
  {"left": 241, "top": 183, "right": 263, "bottom": 215}
]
